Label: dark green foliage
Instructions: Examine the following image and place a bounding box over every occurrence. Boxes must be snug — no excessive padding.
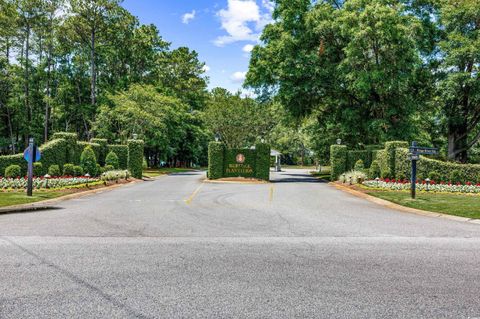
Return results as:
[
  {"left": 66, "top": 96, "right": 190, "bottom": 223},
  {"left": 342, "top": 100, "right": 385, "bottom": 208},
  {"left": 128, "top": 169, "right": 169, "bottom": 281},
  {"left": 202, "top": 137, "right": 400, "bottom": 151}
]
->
[
  {"left": 128, "top": 139, "right": 144, "bottom": 179},
  {"left": 0, "top": 154, "right": 26, "bottom": 177},
  {"left": 105, "top": 151, "right": 119, "bottom": 169},
  {"left": 142, "top": 157, "right": 148, "bottom": 170},
  {"left": 39, "top": 139, "right": 68, "bottom": 173},
  {"left": 76, "top": 142, "right": 101, "bottom": 164},
  {"left": 449, "top": 170, "right": 465, "bottom": 184},
  {"left": 330, "top": 145, "right": 347, "bottom": 181},
  {"left": 48, "top": 165, "right": 61, "bottom": 177},
  {"left": 33, "top": 162, "right": 44, "bottom": 177},
  {"left": 354, "top": 159, "right": 365, "bottom": 171},
  {"left": 394, "top": 148, "right": 411, "bottom": 180},
  {"left": 347, "top": 150, "right": 370, "bottom": 171},
  {"left": 385, "top": 141, "right": 409, "bottom": 178},
  {"left": 255, "top": 143, "right": 270, "bottom": 181},
  {"left": 63, "top": 164, "right": 75, "bottom": 176},
  {"left": 107, "top": 145, "right": 128, "bottom": 169},
  {"left": 80, "top": 146, "right": 98, "bottom": 176},
  {"left": 73, "top": 166, "right": 84, "bottom": 177},
  {"left": 428, "top": 171, "right": 441, "bottom": 182},
  {"left": 208, "top": 142, "right": 224, "bottom": 180},
  {"left": 52, "top": 133, "right": 78, "bottom": 163},
  {"left": 369, "top": 160, "right": 381, "bottom": 179},
  {"left": 96, "top": 164, "right": 102, "bottom": 176},
  {"left": 104, "top": 165, "right": 114, "bottom": 172},
  {"left": 91, "top": 138, "right": 108, "bottom": 165},
  {"left": 376, "top": 150, "right": 390, "bottom": 178},
  {"left": 5, "top": 165, "right": 21, "bottom": 178}
]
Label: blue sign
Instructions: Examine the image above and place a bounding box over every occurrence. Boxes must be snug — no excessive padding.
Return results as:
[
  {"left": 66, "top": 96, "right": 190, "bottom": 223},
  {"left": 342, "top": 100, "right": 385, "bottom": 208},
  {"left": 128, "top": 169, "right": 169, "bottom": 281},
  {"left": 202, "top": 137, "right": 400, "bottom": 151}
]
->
[{"left": 23, "top": 146, "right": 41, "bottom": 163}]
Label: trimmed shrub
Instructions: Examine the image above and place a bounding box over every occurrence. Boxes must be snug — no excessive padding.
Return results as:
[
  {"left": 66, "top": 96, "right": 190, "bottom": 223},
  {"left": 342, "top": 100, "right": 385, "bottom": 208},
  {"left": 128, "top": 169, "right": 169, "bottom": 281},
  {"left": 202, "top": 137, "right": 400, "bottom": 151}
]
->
[
  {"left": 450, "top": 169, "right": 465, "bottom": 183},
  {"left": 354, "top": 159, "right": 365, "bottom": 171},
  {"left": 428, "top": 171, "right": 441, "bottom": 182},
  {"left": 91, "top": 138, "right": 108, "bottom": 165},
  {"left": 104, "top": 165, "right": 114, "bottom": 172},
  {"left": 376, "top": 150, "right": 390, "bottom": 178},
  {"left": 63, "top": 163, "right": 75, "bottom": 176},
  {"left": 48, "top": 165, "right": 61, "bottom": 177},
  {"left": 33, "top": 162, "right": 44, "bottom": 177},
  {"left": 0, "top": 154, "right": 26, "bottom": 177},
  {"left": 76, "top": 142, "right": 101, "bottom": 165},
  {"left": 107, "top": 145, "right": 128, "bottom": 169},
  {"left": 39, "top": 138, "right": 68, "bottom": 172},
  {"left": 208, "top": 142, "right": 224, "bottom": 180},
  {"left": 5, "top": 165, "right": 21, "bottom": 178},
  {"left": 127, "top": 139, "right": 144, "bottom": 179},
  {"left": 384, "top": 141, "right": 408, "bottom": 178},
  {"left": 80, "top": 146, "right": 98, "bottom": 176},
  {"left": 255, "top": 143, "right": 270, "bottom": 181},
  {"left": 394, "top": 147, "right": 410, "bottom": 180},
  {"left": 347, "top": 150, "right": 370, "bottom": 171},
  {"left": 105, "top": 151, "right": 119, "bottom": 169},
  {"left": 369, "top": 160, "right": 381, "bottom": 179},
  {"left": 330, "top": 145, "right": 347, "bottom": 181},
  {"left": 73, "top": 166, "right": 84, "bottom": 177},
  {"left": 52, "top": 132, "right": 78, "bottom": 163}
]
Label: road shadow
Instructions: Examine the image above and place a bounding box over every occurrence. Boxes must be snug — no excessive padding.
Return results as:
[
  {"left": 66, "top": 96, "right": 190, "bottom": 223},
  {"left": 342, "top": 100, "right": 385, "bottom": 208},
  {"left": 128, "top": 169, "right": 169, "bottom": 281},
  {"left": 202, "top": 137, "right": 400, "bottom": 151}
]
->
[{"left": 270, "top": 173, "right": 327, "bottom": 184}]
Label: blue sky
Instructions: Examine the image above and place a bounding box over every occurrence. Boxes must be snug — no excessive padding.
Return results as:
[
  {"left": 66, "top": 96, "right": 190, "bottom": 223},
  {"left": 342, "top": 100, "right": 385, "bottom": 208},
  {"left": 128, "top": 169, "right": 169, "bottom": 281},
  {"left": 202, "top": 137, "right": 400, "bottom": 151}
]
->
[{"left": 121, "top": 0, "right": 274, "bottom": 93}]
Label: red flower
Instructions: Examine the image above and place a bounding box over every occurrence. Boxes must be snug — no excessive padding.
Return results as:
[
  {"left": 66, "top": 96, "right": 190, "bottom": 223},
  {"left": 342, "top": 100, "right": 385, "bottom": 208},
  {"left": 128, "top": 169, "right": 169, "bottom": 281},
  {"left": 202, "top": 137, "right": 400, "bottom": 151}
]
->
[{"left": 467, "top": 182, "right": 472, "bottom": 186}]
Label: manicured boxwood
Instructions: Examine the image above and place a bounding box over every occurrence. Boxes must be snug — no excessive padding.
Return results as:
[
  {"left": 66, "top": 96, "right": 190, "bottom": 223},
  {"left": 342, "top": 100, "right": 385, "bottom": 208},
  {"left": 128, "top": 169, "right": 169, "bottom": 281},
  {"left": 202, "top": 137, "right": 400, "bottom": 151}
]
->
[
  {"left": 76, "top": 142, "right": 101, "bottom": 164},
  {"left": 48, "top": 165, "right": 61, "bottom": 177},
  {"left": 347, "top": 150, "right": 370, "bottom": 171},
  {"left": 80, "top": 146, "right": 98, "bottom": 176},
  {"left": 91, "top": 138, "right": 108, "bottom": 165},
  {"left": 0, "top": 154, "right": 26, "bottom": 177},
  {"left": 105, "top": 151, "right": 119, "bottom": 169},
  {"left": 5, "top": 165, "right": 21, "bottom": 178},
  {"left": 255, "top": 143, "right": 270, "bottom": 181},
  {"left": 330, "top": 145, "right": 347, "bottom": 181},
  {"left": 63, "top": 163, "right": 75, "bottom": 176},
  {"left": 369, "top": 160, "right": 381, "bottom": 179},
  {"left": 376, "top": 149, "right": 389, "bottom": 178},
  {"left": 127, "top": 139, "right": 144, "bottom": 179},
  {"left": 208, "top": 142, "right": 224, "bottom": 180},
  {"left": 73, "top": 165, "right": 84, "bottom": 177},
  {"left": 33, "top": 162, "right": 44, "bottom": 177},
  {"left": 107, "top": 145, "right": 128, "bottom": 169}
]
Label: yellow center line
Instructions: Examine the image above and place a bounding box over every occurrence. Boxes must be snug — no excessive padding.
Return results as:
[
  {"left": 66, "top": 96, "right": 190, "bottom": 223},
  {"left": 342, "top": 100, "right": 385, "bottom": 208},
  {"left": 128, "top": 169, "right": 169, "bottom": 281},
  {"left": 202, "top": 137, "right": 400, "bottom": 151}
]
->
[
  {"left": 269, "top": 185, "right": 274, "bottom": 203},
  {"left": 185, "top": 184, "right": 204, "bottom": 205}
]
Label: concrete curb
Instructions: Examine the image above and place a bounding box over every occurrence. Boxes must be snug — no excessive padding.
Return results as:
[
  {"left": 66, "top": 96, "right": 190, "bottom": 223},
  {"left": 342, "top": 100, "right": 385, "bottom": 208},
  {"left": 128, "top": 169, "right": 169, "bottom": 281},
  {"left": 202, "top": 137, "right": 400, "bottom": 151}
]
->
[
  {"left": 331, "top": 183, "right": 480, "bottom": 225},
  {"left": 203, "top": 179, "right": 269, "bottom": 185},
  {"left": 0, "top": 179, "right": 141, "bottom": 215}
]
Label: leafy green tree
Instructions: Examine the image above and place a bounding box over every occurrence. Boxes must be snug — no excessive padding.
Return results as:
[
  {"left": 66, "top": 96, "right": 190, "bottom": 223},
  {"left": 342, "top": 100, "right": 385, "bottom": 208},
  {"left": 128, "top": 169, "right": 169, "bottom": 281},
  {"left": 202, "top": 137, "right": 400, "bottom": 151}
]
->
[{"left": 80, "top": 145, "right": 97, "bottom": 176}]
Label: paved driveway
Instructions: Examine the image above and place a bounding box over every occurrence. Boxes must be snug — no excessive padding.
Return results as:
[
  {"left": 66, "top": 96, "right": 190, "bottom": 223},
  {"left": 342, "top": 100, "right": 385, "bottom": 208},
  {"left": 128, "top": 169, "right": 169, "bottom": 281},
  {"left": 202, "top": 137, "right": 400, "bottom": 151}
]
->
[{"left": 0, "top": 169, "right": 479, "bottom": 318}]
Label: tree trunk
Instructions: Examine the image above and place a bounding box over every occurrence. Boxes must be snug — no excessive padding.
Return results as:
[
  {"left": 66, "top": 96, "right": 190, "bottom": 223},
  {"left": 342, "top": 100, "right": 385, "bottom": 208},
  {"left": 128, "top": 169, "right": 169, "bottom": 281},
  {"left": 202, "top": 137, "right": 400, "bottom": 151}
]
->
[{"left": 447, "top": 122, "right": 468, "bottom": 163}]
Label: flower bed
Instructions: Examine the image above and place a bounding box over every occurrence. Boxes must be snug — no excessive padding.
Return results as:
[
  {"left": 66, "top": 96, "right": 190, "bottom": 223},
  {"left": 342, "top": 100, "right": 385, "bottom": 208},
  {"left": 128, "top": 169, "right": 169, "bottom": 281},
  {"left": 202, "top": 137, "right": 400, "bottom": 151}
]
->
[
  {"left": 363, "top": 179, "right": 480, "bottom": 194},
  {"left": 0, "top": 176, "right": 99, "bottom": 190}
]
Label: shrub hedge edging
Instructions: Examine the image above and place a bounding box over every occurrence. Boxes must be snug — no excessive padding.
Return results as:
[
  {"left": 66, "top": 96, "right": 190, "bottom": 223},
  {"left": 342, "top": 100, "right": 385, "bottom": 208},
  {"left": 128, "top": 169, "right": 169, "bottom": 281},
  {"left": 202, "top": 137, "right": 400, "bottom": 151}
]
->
[
  {"left": 330, "top": 145, "right": 347, "bottom": 181},
  {"left": 128, "top": 139, "right": 144, "bottom": 179},
  {"left": 208, "top": 142, "right": 224, "bottom": 180}
]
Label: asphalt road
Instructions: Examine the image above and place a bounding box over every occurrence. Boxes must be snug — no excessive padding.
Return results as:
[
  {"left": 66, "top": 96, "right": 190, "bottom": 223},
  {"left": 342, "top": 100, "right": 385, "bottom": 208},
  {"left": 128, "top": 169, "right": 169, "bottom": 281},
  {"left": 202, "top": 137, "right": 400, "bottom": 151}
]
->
[{"left": 0, "top": 169, "right": 479, "bottom": 318}]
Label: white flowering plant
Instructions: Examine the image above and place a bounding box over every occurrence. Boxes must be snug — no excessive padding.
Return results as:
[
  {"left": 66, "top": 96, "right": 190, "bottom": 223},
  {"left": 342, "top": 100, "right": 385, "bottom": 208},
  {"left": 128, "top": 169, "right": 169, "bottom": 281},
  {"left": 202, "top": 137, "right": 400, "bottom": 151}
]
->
[
  {"left": 0, "top": 176, "right": 99, "bottom": 190},
  {"left": 363, "top": 178, "right": 480, "bottom": 194}
]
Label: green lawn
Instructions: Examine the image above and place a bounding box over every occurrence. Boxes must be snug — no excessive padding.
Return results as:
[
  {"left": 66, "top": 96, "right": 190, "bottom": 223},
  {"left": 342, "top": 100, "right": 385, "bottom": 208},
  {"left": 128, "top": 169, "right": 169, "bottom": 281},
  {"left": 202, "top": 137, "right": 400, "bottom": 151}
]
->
[
  {"left": 0, "top": 191, "right": 64, "bottom": 208},
  {"left": 366, "top": 190, "right": 480, "bottom": 219},
  {"left": 143, "top": 167, "right": 201, "bottom": 178}
]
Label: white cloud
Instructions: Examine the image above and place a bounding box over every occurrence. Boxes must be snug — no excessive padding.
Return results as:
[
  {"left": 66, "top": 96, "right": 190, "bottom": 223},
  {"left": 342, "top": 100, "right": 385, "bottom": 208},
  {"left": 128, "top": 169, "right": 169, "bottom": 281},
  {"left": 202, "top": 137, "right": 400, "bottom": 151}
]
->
[
  {"left": 231, "top": 71, "right": 247, "bottom": 83},
  {"left": 202, "top": 65, "right": 211, "bottom": 72},
  {"left": 242, "top": 44, "right": 254, "bottom": 53},
  {"left": 182, "top": 10, "right": 196, "bottom": 24}
]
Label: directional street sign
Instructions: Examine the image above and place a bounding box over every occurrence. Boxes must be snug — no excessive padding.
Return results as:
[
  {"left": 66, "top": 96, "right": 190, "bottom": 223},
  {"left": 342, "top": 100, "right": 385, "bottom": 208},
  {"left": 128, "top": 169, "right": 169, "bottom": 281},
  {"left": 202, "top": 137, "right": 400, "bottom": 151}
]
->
[
  {"left": 409, "top": 146, "right": 438, "bottom": 156},
  {"left": 23, "top": 145, "right": 41, "bottom": 163},
  {"left": 408, "top": 141, "right": 439, "bottom": 199}
]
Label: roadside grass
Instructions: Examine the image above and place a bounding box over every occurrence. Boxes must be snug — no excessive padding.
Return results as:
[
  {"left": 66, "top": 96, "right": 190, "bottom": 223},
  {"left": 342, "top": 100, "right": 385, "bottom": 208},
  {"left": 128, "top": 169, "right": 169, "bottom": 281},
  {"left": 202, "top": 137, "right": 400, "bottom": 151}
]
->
[
  {"left": 310, "top": 166, "right": 331, "bottom": 181},
  {"left": 143, "top": 167, "right": 201, "bottom": 178},
  {"left": 0, "top": 191, "right": 64, "bottom": 208},
  {"left": 366, "top": 190, "right": 480, "bottom": 219}
]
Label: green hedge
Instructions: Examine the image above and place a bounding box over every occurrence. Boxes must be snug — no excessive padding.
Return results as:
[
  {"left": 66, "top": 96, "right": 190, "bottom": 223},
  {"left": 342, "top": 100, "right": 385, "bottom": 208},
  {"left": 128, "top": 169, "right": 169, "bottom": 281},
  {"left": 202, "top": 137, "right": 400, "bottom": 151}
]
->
[
  {"left": 52, "top": 132, "right": 78, "bottom": 163},
  {"left": 76, "top": 142, "right": 101, "bottom": 164},
  {"left": 384, "top": 141, "right": 408, "bottom": 178},
  {"left": 105, "top": 151, "right": 119, "bottom": 169},
  {"left": 255, "top": 143, "right": 270, "bottom": 181},
  {"left": 91, "top": 138, "right": 108, "bottom": 165},
  {"left": 107, "top": 145, "right": 128, "bottom": 169},
  {"left": 330, "top": 145, "right": 347, "bottom": 181},
  {"left": 208, "top": 142, "right": 224, "bottom": 180},
  {"left": 0, "top": 154, "right": 25, "bottom": 177},
  {"left": 394, "top": 147, "right": 480, "bottom": 183},
  {"left": 39, "top": 139, "right": 68, "bottom": 174},
  {"left": 128, "top": 139, "right": 144, "bottom": 179},
  {"left": 80, "top": 146, "right": 98, "bottom": 176},
  {"left": 376, "top": 149, "right": 389, "bottom": 178},
  {"left": 346, "top": 150, "right": 370, "bottom": 171}
]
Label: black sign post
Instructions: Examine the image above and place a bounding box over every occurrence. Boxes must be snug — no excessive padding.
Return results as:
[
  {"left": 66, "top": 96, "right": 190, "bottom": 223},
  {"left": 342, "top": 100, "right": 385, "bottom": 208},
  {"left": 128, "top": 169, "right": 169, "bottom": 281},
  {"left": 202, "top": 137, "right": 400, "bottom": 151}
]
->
[{"left": 408, "top": 141, "right": 438, "bottom": 199}]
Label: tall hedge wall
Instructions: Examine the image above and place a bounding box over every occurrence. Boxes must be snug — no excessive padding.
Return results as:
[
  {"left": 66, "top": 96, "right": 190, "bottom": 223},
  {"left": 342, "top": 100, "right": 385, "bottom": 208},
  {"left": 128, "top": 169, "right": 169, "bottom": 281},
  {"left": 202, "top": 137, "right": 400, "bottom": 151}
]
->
[
  {"left": 76, "top": 142, "right": 101, "bottom": 164},
  {"left": 394, "top": 147, "right": 480, "bottom": 183},
  {"left": 128, "top": 139, "right": 144, "bottom": 179},
  {"left": 384, "top": 141, "right": 408, "bottom": 178},
  {"left": 108, "top": 145, "right": 128, "bottom": 169},
  {"left": 39, "top": 139, "right": 68, "bottom": 175},
  {"left": 330, "top": 145, "right": 347, "bottom": 181},
  {"left": 255, "top": 143, "right": 270, "bottom": 181},
  {"left": 208, "top": 142, "right": 224, "bottom": 180},
  {"left": 91, "top": 138, "right": 108, "bottom": 165},
  {"left": 53, "top": 132, "right": 78, "bottom": 163}
]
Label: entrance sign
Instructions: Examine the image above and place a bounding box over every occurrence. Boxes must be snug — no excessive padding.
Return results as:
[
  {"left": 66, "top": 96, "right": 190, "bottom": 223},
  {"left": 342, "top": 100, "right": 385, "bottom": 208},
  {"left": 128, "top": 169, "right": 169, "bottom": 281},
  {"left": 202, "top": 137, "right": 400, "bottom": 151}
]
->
[{"left": 409, "top": 141, "right": 438, "bottom": 199}]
